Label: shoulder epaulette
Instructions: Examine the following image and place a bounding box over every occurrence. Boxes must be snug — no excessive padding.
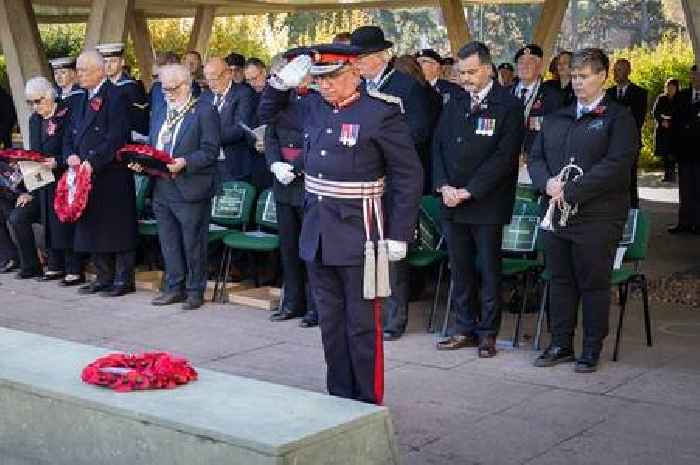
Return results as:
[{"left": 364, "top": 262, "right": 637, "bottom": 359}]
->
[
  {"left": 116, "top": 79, "right": 136, "bottom": 87},
  {"left": 68, "top": 89, "right": 85, "bottom": 97},
  {"left": 367, "top": 89, "right": 404, "bottom": 114},
  {"left": 132, "top": 102, "right": 149, "bottom": 110}
]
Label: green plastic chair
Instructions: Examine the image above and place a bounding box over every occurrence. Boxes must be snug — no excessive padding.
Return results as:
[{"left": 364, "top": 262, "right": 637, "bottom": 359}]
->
[
  {"left": 534, "top": 210, "right": 653, "bottom": 361},
  {"left": 407, "top": 196, "right": 449, "bottom": 332},
  {"left": 215, "top": 189, "right": 279, "bottom": 301}
]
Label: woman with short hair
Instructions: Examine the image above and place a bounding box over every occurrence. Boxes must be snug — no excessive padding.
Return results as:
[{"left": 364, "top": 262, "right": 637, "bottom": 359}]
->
[{"left": 652, "top": 78, "right": 680, "bottom": 182}]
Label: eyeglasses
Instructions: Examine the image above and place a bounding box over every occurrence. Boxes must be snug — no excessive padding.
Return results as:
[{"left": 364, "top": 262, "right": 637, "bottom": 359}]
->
[
  {"left": 26, "top": 98, "right": 43, "bottom": 106},
  {"left": 162, "top": 82, "right": 185, "bottom": 93}
]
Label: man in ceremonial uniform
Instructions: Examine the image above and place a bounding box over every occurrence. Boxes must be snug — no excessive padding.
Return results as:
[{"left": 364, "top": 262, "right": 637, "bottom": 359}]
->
[
  {"left": 63, "top": 49, "right": 136, "bottom": 297},
  {"left": 201, "top": 57, "right": 256, "bottom": 184},
  {"left": 606, "top": 58, "right": 648, "bottom": 208},
  {"left": 258, "top": 43, "right": 423, "bottom": 404},
  {"left": 351, "top": 25, "right": 435, "bottom": 341},
  {"left": 497, "top": 62, "right": 515, "bottom": 88},
  {"left": 433, "top": 41, "right": 524, "bottom": 357},
  {"left": 416, "top": 48, "right": 465, "bottom": 106},
  {"left": 670, "top": 64, "right": 700, "bottom": 234},
  {"left": 132, "top": 64, "right": 220, "bottom": 310},
  {"left": 96, "top": 43, "right": 149, "bottom": 140},
  {"left": 529, "top": 48, "right": 638, "bottom": 372},
  {"left": 50, "top": 57, "right": 85, "bottom": 109},
  {"left": 512, "top": 44, "right": 564, "bottom": 157}
]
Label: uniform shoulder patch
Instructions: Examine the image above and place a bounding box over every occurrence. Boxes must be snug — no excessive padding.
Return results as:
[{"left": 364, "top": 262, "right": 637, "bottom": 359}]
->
[
  {"left": 68, "top": 89, "right": 85, "bottom": 97},
  {"left": 367, "top": 89, "right": 405, "bottom": 114},
  {"left": 132, "top": 102, "right": 149, "bottom": 110},
  {"left": 116, "top": 79, "right": 136, "bottom": 87}
]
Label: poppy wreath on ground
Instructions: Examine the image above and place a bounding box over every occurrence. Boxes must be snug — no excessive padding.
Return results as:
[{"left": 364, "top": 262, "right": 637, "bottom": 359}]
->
[
  {"left": 81, "top": 352, "right": 198, "bottom": 392},
  {"left": 0, "top": 149, "right": 47, "bottom": 162},
  {"left": 54, "top": 164, "right": 92, "bottom": 223},
  {"left": 117, "top": 144, "right": 174, "bottom": 178}
]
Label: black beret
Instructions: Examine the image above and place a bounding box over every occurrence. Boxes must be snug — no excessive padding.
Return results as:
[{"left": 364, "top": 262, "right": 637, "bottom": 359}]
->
[
  {"left": 514, "top": 44, "right": 544, "bottom": 62},
  {"left": 415, "top": 49, "right": 442, "bottom": 63}
]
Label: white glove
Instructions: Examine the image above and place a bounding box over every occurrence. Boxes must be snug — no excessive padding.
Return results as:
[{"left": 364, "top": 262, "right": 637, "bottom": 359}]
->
[
  {"left": 386, "top": 240, "right": 407, "bottom": 262},
  {"left": 270, "top": 55, "right": 312, "bottom": 91},
  {"left": 270, "top": 161, "right": 295, "bottom": 185}
]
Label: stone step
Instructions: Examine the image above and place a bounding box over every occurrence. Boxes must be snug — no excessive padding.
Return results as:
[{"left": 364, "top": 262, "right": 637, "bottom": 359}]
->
[{"left": 0, "top": 328, "right": 398, "bottom": 465}]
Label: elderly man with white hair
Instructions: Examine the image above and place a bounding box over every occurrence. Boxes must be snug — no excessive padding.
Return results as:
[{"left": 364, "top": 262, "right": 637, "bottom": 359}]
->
[
  {"left": 131, "top": 63, "right": 220, "bottom": 310},
  {"left": 8, "top": 77, "right": 83, "bottom": 283},
  {"left": 62, "top": 49, "right": 135, "bottom": 297}
]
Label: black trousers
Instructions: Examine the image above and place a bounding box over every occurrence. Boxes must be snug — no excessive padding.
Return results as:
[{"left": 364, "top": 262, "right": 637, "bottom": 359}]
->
[
  {"left": 277, "top": 202, "right": 316, "bottom": 316},
  {"left": 0, "top": 196, "right": 18, "bottom": 264},
  {"left": 445, "top": 222, "right": 503, "bottom": 337},
  {"left": 629, "top": 153, "right": 639, "bottom": 209},
  {"left": 8, "top": 196, "right": 41, "bottom": 274},
  {"left": 153, "top": 198, "right": 210, "bottom": 297},
  {"left": 307, "top": 259, "right": 383, "bottom": 405},
  {"left": 382, "top": 260, "right": 410, "bottom": 335},
  {"left": 678, "top": 159, "right": 700, "bottom": 227},
  {"left": 47, "top": 249, "right": 82, "bottom": 275},
  {"left": 544, "top": 221, "right": 624, "bottom": 353},
  {"left": 93, "top": 251, "right": 135, "bottom": 288}
]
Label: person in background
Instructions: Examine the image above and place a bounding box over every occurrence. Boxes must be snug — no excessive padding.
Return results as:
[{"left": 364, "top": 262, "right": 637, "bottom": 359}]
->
[
  {"left": 0, "top": 84, "right": 17, "bottom": 149},
  {"left": 441, "top": 57, "right": 459, "bottom": 84},
  {"left": 245, "top": 58, "right": 268, "bottom": 93},
  {"left": 546, "top": 50, "right": 575, "bottom": 106},
  {"left": 225, "top": 52, "right": 247, "bottom": 84},
  {"left": 497, "top": 62, "right": 515, "bottom": 88},
  {"left": 245, "top": 57, "right": 274, "bottom": 189},
  {"left": 653, "top": 78, "right": 679, "bottom": 183},
  {"left": 416, "top": 48, "right": 465, "bottom": 105},
  {"left": 182, "top": 51, "right": 204, "bottom": 81},
  {"left": 50, "top": 57, "right": 84, "bottom": 107}
]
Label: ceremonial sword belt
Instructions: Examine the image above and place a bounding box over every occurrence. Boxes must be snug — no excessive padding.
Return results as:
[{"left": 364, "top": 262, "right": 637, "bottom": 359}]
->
[{"left": 305, "top": 174, "right": 390, "bottom": 300}]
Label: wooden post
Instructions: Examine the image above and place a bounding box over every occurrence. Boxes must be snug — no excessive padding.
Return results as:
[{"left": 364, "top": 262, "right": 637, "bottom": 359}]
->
[
  {"left": 0, "top": 0, "right": 50, "bottom": 147},
  {"left": 187, "top": 6, "right": 216, "bottom": 59},
  {"left": 438, "top": 0, "right": 470, "bottom": 56},
  {"left": 682, "top": 0, "right": 700, "bottom": 65},
  {"left": 129, "top": 10, "right": 155, "bottom": 89},
  {"left": 84, "top": 0, "right": 133, "bottom": 48},
  {"left": 532, "top": 0, "right": 570, "bottom": 67}
]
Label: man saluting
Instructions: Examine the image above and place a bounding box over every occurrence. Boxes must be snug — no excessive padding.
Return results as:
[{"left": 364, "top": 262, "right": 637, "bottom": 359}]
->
[{"left": 259, "top": 43, "right": 423, "bottom": 404}]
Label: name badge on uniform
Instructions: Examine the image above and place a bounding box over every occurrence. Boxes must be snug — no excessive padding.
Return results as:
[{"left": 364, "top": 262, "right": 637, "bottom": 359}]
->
[
  {"left": 528, "top": 116, "right": 543, "bottom": 132},
  {"left": 476, "top": 117, "right": 496, "bottom": 136},
  {"left": 340, "top": 123, "right": 359, "bottom": 147}
]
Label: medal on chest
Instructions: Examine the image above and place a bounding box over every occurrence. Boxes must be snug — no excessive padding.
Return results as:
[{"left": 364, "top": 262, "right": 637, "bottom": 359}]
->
[
  {"left": 476, "top": 117, "right": 496, "bottom": 136},
  {"left": 46, "top": 120, "right": 57, "bottom": 137},
  {"left": 340, "top": 123, "right": 359, "bottom": 147},
  {"left": 527, "top": 115, "right": 543, "bottom": 131}
]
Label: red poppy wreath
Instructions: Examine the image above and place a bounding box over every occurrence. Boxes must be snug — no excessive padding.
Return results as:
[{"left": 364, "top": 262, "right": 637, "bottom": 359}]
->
[
  {"left": 117, "top": 144, "right": 174, "bottom": 178},
  {"left": 0, "top": 149, "right": 47, "bottom": 162},
  {"left": 81, "top": 352, "right": 198, "bottom": 392},
  {"left": 54, "top": 164, "right": 92, "bottom": 223}
]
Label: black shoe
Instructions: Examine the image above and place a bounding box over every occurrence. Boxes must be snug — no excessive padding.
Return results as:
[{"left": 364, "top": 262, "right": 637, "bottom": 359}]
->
[
  {"left": 300, "top": 317, "right": 319, "bottom": 328},
  {"left": 152, "top": 291, "right": 186, "bottom": 306},
  {"left": 534, "top": 345, "right": 575, "bottom": 367},
  {"left": 78, "top": 282, "right": 112, "bottom": 294},
  {"left": 383, "top": 331, "right": 403, "bottom": 341},
  {"left": 692, "top": 226, "right": 700, "bottom": 235},
  {"left": 37, "top": 271, "right": 65, "bottom": 282},
  {"left": 60, "top": 275, "right": 85, "bottom": 286},
  {"left": 100, "top": 285, "right": 136, "bottom": 297},
  {"left": 0, "top": 259, "right": 18, "bottom": 274},
  {"left": 270, "top": 309, "right": 303, "bottom": 322},
  {"left": 15, "top": 270, "right": 42, "bottom": 280},
  {"left": 182, "top": 295, "right": 204, "bottom": 310},
  {"left": 575, "top": 350, "right": 600, "bottom": 373},
  {"left": 668, "top": 224, "right": 692, "bottom": 234}
]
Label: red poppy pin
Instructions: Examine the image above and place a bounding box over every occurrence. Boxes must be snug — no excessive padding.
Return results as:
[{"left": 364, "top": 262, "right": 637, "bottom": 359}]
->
[
  {"left": 90, "top": 97, "right": 102, "bottom": 112},
  {"left": 532, "top": 99, "right": 543, "bottom": 110},
  {"left": 55, "top": 107, "right": 68, "bottom": 118},
  {"left": 591, "top": 105, "right": 606, "bottom": 116},
  {"left": 46, "top": 120, "right": 57, "bottom": 137}
]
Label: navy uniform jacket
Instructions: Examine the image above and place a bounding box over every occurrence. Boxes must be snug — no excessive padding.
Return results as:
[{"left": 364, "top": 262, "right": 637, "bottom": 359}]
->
[
  {"left": 200, "top": 82, "right": 256, "bottom": 181},
  {"left": 149, "top": 98, "right": 221, "bottom": 203},
  {"left": 606, "top": 82, "right": 648, "bottom": 134},
  {"left": 673, "top": 88, "right": 700, "bottom": 162},
  {"left": 433, "top": 78, "right": 466, "bottom": 106},
  {"left": 114, "top": 72, "right": 149, "bottom": 137},
  {"left": 512, "top": 79, "right": 564, "bottom": 155},
  {"left": 433, "top": 83, "right": 524, "bottom": 225},
  {"left": 528, "top": 97, "right": 638, "bottom": 224},
  {"left": 259, "top": 86, "right": 423, "bottom": 267},
  {"left": 29, "top": 102, "right": 74, "bottom": 249},
  {"left": 63, "top": 80, "right": 136, "bottom": 253},
  {"left": 264, "top": 89, "right": 305, "bottom": 207},
  {"left": 57, "top": 84, "right": 85, "bottom": 112}
]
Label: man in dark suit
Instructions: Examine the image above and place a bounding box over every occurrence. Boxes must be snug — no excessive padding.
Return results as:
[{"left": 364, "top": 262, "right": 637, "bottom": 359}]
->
[
  {"left": 259, "top": 44, "right": 423, "bottom": 404},
  {"left": 351, "top": 25, "right": 435, "bottom": 341},
  {"left": 512, "top": 44, "right": 564, "bottom": 157},
  {"left": 96, "top": 43, "right": 150, "bottom": 140},
  {"left": 201, "top": 57, "right": 256, "bottom": 184},
  {"left": 63, "top": 49, "right": 136, "bottom": 297},
  {"left": 433, "top": 41, "right": 525, "bottom": 357},
  {"left": 416, "top": 48, "right": 465, "bottom": 106},
  {"left": 606, "top": 58, "right": 648, "bottom": 209},
  {"left": 530, "top": 48, "right": 638, "bottom": 372},
  {"left": 131, "top": 63, "right": 220, "bottom": 310},
  {"left": 669, "top": 64, "right": 700, "bottom": 234}
]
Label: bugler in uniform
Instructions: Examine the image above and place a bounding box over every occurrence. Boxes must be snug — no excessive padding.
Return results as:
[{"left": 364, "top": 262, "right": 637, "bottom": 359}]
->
[{"left": 259, "top": 43, "right": 423, "bottom": 404}]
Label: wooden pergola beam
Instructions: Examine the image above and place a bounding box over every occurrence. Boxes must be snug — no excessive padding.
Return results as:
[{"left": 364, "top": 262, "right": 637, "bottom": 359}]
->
[
  {"left": 682, "top": 0, "right": 700, "bottom": 65},
  {"left": 438, "top": 0, "right": 470, "bottom": 56},
  {"left": 532, "top": 0, "right": 569, "bottom": 67},
  {"left": 84, "top": 0, "right": 133, "bottom": 48},
  {"left": 128, "top": 9, "right": 155, "bottom": 88},
  {"left": 187, "top": 5, "right": 216, "bottom": 58}
]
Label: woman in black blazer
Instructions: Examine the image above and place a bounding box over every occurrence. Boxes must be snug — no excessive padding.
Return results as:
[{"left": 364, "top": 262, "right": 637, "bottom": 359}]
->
[{"left": 652, "top": 78, "right": 680, "bottom": 182}]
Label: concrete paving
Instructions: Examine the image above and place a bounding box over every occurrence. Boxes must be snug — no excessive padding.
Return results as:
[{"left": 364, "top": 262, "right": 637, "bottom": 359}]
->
[{"left": 1, "top": 196, "right": 699, "bottom": 465}]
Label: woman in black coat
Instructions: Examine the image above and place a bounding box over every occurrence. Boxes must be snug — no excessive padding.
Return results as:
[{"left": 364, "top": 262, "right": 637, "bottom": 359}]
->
[
  {"left": 24, "top": 76, "right": 83, "bottom": 285},
  {"left": 652, "top": 78, "right": 680, "bottom": 182}
]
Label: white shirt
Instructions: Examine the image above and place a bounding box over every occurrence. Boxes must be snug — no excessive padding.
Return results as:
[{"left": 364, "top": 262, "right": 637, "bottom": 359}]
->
[
  {"left": 515, "top": 79, "right": 537, "bottom": 102},
  {"left": 616, "top": 84, "right": 629, "bottom": 99},
  {"left": 693, "top": 89, "right": 700, "bottom": 103},
  {"left": 366, "top": 63, "right": 389, "bottom": 90},
  {"left": 576, "top": 93, "right": 605, "bottom": 119},
  {"left": 213, "top": 81, "right": 232, "bottom": 112},
  {"left": 88, "top": 79, "right": 107, "bottom": 99},
  {"left": 470, "top": 79, "right": 494, "bottom": 106}
]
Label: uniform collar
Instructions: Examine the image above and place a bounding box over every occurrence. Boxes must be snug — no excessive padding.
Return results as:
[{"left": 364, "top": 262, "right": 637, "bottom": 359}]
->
[
  {"left": 88, "top": 79, "right": 107, "bottom": 99},
  {"left": 470, "top": 79, "right": 493, "bottom": 103},
  {"left": 333, "top": 90, "right": 361, "bottom": 110},
  {"left": 576, "top": 93, "right": 605, "bottom": 118}
]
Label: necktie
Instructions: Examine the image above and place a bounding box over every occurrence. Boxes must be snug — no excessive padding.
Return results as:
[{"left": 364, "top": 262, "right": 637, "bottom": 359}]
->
[
  {"left": 366, "top": 80, "right": 377, "bottom": 92},
  {"left": 618, "top": 87, "right": 624, "bottom": 100},
  {"left": 471, "top": 95, "right": 481, "bottom": 113},
  {"left": 519, "top": 88, "right": 528, "bottom": 104},
  {"left": 213, "top": 93, "right": 223, "bottom": 110},
  {"left": 694, "top": 91, "right": 700, "bottom": 103},
  {"left": 163, "top": 109, "right": 177, "bottom": 154},
  {"left": 577, "top": 106, "right": 589, "bottom": 120}
]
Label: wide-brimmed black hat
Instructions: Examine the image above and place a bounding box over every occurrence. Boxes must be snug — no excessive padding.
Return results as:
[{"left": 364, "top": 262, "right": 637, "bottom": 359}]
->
[
  {"left": 514, "top": 44, "right": 544, "bottom": 62},
  {"left": 350, "top": 26, "right": 393, "bottom": 54},
  {"left": 415, "top": 49, "right": 442, "bottom": 64},
  {"left": 309, "top": 43, "right": 363, "bottom": 76}
]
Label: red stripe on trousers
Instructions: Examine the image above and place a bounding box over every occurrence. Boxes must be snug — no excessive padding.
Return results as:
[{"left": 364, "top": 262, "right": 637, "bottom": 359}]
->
[{"left": 373, "top": 297, "right": 384, "bottom": 405}]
